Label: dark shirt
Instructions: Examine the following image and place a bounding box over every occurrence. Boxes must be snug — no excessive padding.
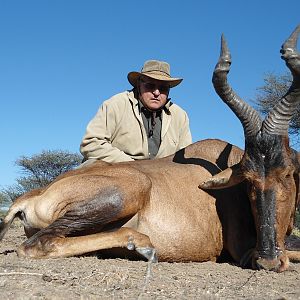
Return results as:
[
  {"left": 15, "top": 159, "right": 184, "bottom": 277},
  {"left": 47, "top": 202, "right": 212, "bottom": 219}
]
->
[{"left": 139, "top": 102, "right": 162, "bottom": 159}]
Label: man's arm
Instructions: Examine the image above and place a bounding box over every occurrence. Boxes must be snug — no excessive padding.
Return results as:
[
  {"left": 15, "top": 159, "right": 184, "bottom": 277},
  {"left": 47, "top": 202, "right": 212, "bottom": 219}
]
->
[
  {"left": 80, "top": 100, "right": 135, "bottom": 163},
  {"left": 178, "top": 111, "right": 192, "bottom": 150}
]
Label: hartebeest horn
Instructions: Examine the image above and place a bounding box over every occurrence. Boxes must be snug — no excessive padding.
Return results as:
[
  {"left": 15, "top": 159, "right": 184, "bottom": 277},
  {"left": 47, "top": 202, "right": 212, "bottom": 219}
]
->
[
  {"left": 201, "top": 34, "right": 263, "bottom": 190},
  {"left": 263, "top": 25, "right": 300, "bottom": 135},
  {"left": 212, "top": 34, "right": 262, "bottom": 137}
]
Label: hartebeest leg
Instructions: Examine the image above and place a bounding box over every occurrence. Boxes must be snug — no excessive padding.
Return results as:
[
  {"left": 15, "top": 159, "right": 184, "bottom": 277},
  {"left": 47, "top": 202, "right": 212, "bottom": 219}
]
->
[
  {"left": 285, "top": 235, "right": 300, "bottom": 262},
  {"left": 16, "top": 184, "right": 156, "bottom": 260},
  {"left": 17, "top": 227, "right": 157, "bottom": 261},
  {"left": 286, "top": 251, "right": 300, "bottom": 262}
]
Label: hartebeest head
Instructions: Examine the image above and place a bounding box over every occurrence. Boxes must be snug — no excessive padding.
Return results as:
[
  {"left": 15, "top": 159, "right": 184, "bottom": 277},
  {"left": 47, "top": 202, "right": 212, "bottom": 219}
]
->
[{"left": 199, "top": 25, "right": 300, "bottom": 272}]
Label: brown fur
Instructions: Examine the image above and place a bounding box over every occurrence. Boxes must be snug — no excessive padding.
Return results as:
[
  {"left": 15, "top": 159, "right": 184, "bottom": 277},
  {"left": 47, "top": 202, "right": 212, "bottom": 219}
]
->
[
  {"left": 1, "top": 27, "right": 300, "bottom": 272},
  {"left": 1, "top": 139, "right": 251, "bottom": 264}
]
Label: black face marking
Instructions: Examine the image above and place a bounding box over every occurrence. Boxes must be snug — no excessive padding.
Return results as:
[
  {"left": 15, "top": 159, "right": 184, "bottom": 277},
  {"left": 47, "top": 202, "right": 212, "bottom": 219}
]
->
[
  {"left": 255, "top": 189, "right": 277, "bottom": 259},
  {"left": 244, "top": 133, "right": 287, "bottom": 177},
  {"left": 243, "top": 133, "right": 292, "bottom": 259}
]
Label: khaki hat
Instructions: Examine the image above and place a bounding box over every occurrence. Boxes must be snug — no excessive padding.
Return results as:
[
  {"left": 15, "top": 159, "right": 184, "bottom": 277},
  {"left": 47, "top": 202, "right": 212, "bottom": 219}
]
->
[{"left": 127, "top": 60, "right": 183, "bottom": 88}]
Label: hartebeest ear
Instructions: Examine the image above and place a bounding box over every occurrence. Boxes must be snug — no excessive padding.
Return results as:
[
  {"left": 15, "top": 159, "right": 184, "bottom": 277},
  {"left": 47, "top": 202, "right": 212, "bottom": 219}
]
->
[{"left": 198, "top": 163, "right": 244, "bottom": 190}]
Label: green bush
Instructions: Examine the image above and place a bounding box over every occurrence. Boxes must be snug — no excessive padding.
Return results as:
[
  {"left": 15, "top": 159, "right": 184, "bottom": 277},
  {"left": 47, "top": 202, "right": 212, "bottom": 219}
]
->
[{"left": 1, "top": 150, "right": 82, "bottom": 202}]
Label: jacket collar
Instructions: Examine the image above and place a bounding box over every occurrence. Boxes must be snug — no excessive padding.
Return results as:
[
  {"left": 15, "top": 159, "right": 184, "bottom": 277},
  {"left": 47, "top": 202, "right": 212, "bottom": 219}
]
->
[{"left": 127, "top": 90, "right": 172, "bottom": 139}]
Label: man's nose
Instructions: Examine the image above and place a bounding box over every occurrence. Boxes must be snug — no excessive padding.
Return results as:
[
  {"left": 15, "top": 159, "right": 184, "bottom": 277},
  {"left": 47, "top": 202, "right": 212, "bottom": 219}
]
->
[{"left": 152, "top": 88, "right": 160, "bottom": 96}]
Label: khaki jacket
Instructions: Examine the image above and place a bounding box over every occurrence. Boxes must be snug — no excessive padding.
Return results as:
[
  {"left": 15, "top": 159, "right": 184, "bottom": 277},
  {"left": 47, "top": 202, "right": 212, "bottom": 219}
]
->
[{"left": 80, "top": 91, "right": 192, "bottom": 162}]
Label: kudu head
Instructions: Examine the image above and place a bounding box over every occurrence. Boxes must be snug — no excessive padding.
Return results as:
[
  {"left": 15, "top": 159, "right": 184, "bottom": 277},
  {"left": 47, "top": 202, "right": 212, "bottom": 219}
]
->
[{"left": 199, "top": 25, "right": 300, "bottom": 272}]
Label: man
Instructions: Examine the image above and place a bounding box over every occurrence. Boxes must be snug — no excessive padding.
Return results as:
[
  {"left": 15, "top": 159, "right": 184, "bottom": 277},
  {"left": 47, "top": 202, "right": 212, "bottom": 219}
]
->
[{"left": 80, "top": 60, "right": 192, "bottom": 163}]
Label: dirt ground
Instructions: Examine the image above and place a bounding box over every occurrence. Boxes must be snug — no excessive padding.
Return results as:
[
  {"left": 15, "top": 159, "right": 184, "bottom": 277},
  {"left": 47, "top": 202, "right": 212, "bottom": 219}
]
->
[{"left": 0, "top": 223, "right": 300, "bottom": 300}]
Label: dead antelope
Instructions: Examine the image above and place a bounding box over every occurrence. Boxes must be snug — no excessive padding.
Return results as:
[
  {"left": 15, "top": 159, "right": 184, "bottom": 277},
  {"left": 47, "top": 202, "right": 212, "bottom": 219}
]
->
[{"left": 1, "top": 26, "right": 300, "bottom": 272}]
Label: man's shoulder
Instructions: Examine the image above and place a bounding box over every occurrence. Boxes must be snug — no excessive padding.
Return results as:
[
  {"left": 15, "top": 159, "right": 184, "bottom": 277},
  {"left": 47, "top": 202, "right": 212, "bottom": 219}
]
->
[
  {"left": 104, "top": 91, "right": 131, "bottom": 104},
  {"left": 101, "top": 90, "right": 135, "bottom": 109},
  {"left": 168, "top": 102, "right": 188, "bottom": 116}
]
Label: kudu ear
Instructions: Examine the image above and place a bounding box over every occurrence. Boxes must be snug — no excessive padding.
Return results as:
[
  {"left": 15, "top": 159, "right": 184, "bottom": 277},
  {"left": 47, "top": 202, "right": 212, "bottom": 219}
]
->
[{"left": 198, "top": 163, "right": 244, "bottom": 190}]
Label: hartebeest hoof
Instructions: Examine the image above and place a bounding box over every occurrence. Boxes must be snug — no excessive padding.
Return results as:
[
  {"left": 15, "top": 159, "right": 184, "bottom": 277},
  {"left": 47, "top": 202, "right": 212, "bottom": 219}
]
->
[
  {"left": 17, "top": 234, "right": 60, "bottom": 258},
  {"left": 136, "top": 247, "right": 158, "bottom": 263},
  {"left": 126, "top": 233, "right": 158, "bottom": 262}
]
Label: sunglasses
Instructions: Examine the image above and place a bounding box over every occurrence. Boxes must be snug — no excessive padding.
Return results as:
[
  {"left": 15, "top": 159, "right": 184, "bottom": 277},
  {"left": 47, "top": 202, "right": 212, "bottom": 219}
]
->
[{"left": 140, "top": 79, "right": 170, "bottom": 93}]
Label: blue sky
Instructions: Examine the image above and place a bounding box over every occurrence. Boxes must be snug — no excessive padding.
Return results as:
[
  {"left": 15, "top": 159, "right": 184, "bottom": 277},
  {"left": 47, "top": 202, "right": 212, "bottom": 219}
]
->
[{"left": 0, "top": 0, "right": 299, "bottom": 188}]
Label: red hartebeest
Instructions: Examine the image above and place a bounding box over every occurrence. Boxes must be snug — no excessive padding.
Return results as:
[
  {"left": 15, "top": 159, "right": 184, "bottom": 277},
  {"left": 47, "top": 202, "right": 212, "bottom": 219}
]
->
[{"left": 1, "top": 26, "right": 300, "bottom": 272}]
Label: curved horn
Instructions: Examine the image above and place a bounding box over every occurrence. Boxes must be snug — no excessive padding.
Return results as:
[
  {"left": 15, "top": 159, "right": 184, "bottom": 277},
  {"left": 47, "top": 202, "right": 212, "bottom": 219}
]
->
[
  {"left": 263, "top": 25, "right": 300, "bottom": 135},
  {"left": 213, "top": 34, "right": 262, "bottom": 137}
]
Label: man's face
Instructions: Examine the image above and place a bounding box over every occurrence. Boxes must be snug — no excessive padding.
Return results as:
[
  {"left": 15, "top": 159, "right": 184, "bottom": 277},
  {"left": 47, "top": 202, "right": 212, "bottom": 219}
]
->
[{"left": 138, "top": 76, "right": 170, "bottom": 111}]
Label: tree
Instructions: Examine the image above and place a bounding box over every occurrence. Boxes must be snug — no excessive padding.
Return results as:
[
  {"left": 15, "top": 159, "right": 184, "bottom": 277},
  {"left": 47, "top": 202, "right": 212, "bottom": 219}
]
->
[
  {"left": 1, "top": 150, "right": 82, "bottom": 203},
  {"left": 253, "top": 72, "right": 300, "bottom": 148},
  {"left": 0, "top": 192, "right": 10, "bottom": 211}
]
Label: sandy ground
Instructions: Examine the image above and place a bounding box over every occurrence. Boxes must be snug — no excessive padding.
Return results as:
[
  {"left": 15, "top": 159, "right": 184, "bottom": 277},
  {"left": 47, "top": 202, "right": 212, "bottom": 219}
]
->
[{"left": 0, "top": 223, "right": 300, "bottom": 300}]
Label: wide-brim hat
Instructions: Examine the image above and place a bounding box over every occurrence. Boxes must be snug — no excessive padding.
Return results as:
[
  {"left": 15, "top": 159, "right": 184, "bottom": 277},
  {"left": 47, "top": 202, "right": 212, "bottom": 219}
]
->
[{"left": 127, "top": 60, "right": 183, "bottom": 88}]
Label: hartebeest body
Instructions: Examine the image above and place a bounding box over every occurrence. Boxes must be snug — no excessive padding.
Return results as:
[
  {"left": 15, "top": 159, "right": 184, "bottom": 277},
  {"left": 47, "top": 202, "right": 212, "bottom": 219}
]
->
[{"left": 1, "top": 26, "right": 300, "bottom": 272}]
